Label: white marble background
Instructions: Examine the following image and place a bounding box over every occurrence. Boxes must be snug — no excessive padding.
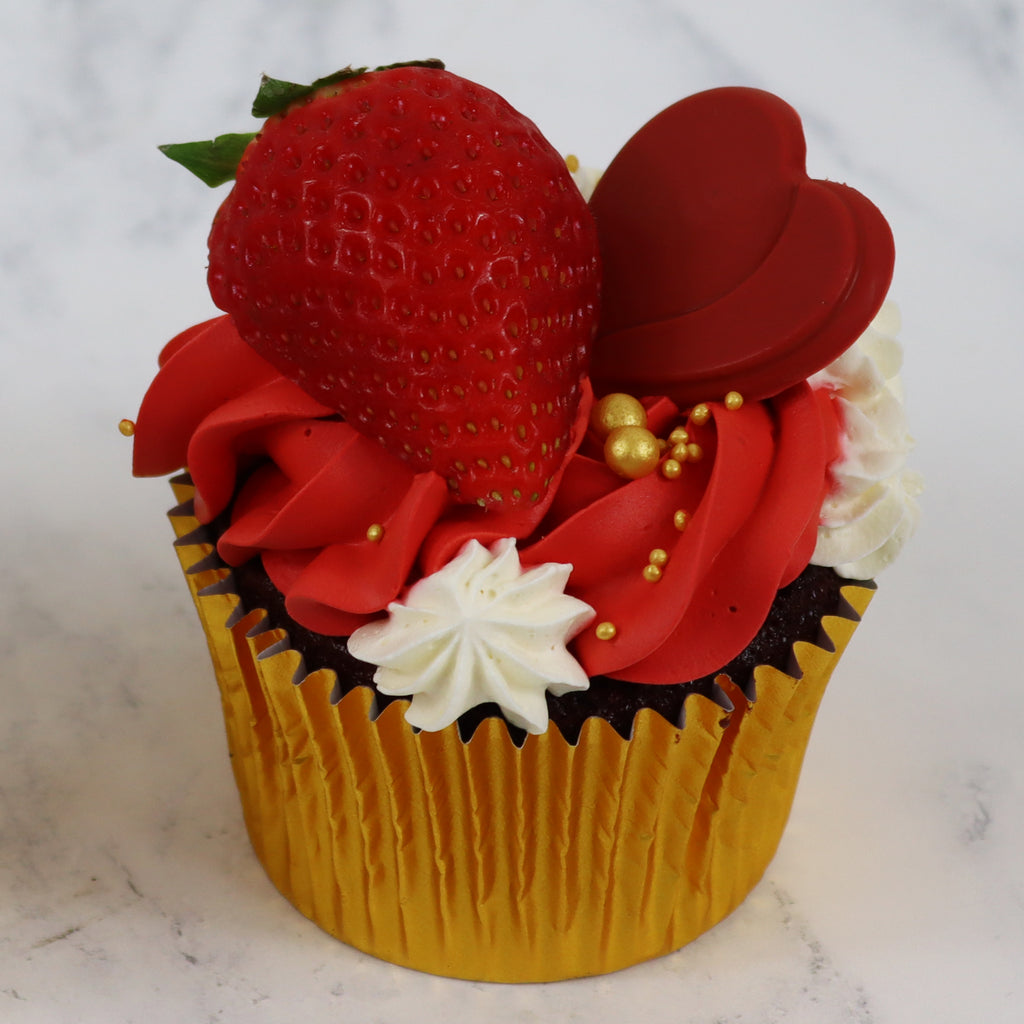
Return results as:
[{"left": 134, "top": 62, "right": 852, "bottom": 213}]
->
[{"left": 2, "top": 0, "right": 1021, "bottom": 1021}]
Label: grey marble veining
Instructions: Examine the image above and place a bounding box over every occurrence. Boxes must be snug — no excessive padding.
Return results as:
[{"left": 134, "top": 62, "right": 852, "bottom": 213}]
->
[{"left": 2, "top": 1, "right": 1022, "bottom": 1021}]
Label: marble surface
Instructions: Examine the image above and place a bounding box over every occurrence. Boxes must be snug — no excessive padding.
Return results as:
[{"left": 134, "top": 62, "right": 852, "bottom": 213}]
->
[{"left": 3, "top": 1, "right": 1022, "bottom": 1021}]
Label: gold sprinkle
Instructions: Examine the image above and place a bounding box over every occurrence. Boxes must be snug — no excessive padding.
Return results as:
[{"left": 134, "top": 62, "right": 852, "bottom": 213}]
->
[
  {"left": 604, "top": 425, "right": 661, "bottom": 480},
  {"left": 686, "top": 443, "right": 703, "bottom": 461},
  {"left": 565, "top": 153, "right": 581, "bottom": 173},
  {"left": 690, "top": 403, "right": 710, "bottom": 425},
  {"left": 642, "top": 563, "right": 663, "bottom": 583},
  {"left": 589, "top": 392, "right": 647, "bottom": 438},
  {"left": 661, "top": 458, "right": 682, "bottom": 480},
  {"left": 366, "top": 523, "right": 384, "bottom": 543},
  {"left": 668, "top": 426, "right": 689, "bottom": 445},
  {"left": 118, "top": 418, "right": 135, "bottom": 437},
  {"left": 673, "top": 509, "right": 690, "bottom": 532},
  {"left": 649, "top": 548, "right": 669, "bottom": 567},
  {"left": 595, "top": 621, "right": 617, "bottom": 641},
  {"left": 724, "top": 390, "right": 744, "bottom": 411},
  {"left": 670, "top": 442, "right": 689, "bottom": 462}
]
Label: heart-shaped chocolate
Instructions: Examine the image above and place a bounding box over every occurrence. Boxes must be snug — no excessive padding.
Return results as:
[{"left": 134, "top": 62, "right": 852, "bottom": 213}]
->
[{"left": 588, "top": 87, "right": 894, "bottom": 404}]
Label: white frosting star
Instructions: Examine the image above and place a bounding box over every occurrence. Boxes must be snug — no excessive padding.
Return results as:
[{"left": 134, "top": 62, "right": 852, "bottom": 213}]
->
[
  {"left": 810, "top": 301, "right": 923, "bottom": 578},
  {"left": 347, "top": 538, "right": 595, "bottom": 734}
]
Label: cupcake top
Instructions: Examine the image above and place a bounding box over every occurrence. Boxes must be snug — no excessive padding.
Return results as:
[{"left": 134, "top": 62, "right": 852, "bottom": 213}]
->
[{"left": 131, "top": 62, "right": 920, "bottom": 733}]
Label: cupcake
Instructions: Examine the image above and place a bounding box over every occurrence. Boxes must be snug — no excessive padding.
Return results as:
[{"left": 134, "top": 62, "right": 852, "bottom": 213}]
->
[{"left": 128, "top": 62, "right": 920, "bottom": 981}]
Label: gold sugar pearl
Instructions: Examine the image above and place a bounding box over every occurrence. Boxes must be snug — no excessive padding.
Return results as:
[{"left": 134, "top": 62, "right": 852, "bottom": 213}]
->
[
  {"left": 660, "top": 458, "right": 682, "bottom": 480},
  {"left": 642, "top": 563, "right": 663, "bottom": 583},
  {"left": 366, "top": 523, "right": 385, "bottom": 543},
  {"left": 565, "top": 153, "right": 581, "bottom": 173},
  {"left": 673, "top": 509, "right": 690, "bottom": 532},
  {"left": 649, "top": 548, "right": 669, "bottom": 567},
  {"left": 604, "top": 425, "right": 661, "bottom": 479},
  {"left": 686, "top": 442, "right": 703, "bottom": 462},
  {"left": 118, "top": 418, "right": 136, "bottom": 437},
  {"left": 591, "top": 393, "right": 647, "bottom": 439},
  {"left": 690, "top": 403, "right": 710, "bottom": 425},
  {"left": 670, "top": 442, "right": 689, "bottom": 462},
  {"left": 724, "top": 390, "right": 744, "bottom": 410},
  {"left": 668, "top": 426, "right": 689, "bottom": 446},
  {"left": 595, "top": 621, "right": 617, "bottom": 641}
]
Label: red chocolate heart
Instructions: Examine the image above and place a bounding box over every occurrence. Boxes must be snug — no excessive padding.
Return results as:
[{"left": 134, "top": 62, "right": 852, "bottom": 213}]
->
[{"left": 588, "top": 87, "right": 894, "bottom": 404}]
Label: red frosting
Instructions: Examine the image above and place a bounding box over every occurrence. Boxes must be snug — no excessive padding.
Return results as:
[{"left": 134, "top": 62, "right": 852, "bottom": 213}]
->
[
  {"left": 133, "top": 86, "right": 889, "bottom": 685},
  {"left": 133, "top": 314, "right": 841, "bottom": 683}
]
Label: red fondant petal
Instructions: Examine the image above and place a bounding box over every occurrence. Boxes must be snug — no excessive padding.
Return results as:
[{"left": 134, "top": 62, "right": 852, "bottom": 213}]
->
[
  {"left": 283, "top": 472, "right": 450, "bottom": 631},
  {"left": 620, "top": 383, "right": 830, "bottom": 682},
  {"left": 133, "top": 316, "right": 286, "bottom": 477},
  {"left": 186, "top": 377, "right": 333, "bottom": 521}
]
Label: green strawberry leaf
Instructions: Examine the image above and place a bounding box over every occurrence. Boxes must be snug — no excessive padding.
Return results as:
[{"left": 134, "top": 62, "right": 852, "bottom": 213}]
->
[
  {"left": 251, "top": 59, "right": 446, "bottom": 118},
  {"left": 158, "top": 133, "right": 257, "bottom": 187},
  {"left": 158, "top": 60, "right": 446, "bottom": 185}
]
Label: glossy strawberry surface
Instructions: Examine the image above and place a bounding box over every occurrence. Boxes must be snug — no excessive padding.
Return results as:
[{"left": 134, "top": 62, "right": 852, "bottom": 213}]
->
[{"left": 207, "top": 64, "right": 600, "bottom": 511}]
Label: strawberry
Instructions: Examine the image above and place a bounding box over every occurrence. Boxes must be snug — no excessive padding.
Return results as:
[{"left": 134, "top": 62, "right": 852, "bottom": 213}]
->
[{"left": 164, "top": 61, "right": 600, "bottom": 512}]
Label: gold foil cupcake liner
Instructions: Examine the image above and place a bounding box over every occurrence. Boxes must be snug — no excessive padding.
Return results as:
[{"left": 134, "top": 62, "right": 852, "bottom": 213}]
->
[{"left": 168, "top": 478, "right": 873, "bottom": 982}]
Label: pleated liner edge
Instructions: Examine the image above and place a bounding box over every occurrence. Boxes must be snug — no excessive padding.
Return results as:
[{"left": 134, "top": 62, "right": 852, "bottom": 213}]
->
[{"left": 167, "top": 476, "right": 873, "bottom": 982}]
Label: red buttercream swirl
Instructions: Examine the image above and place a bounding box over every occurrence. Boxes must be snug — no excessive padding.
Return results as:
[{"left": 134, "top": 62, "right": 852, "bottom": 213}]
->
[{"left": 134, "top": 314, "right": 840, "bottom": 683}]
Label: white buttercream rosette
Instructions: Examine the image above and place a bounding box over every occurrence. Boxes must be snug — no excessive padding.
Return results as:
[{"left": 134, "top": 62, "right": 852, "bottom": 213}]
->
[
  {"left": 810, "top": 300, "right": 923, "bottom": 578},
  {"left": 348, "top": 538, "right": 594, "bottom": 734}
]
